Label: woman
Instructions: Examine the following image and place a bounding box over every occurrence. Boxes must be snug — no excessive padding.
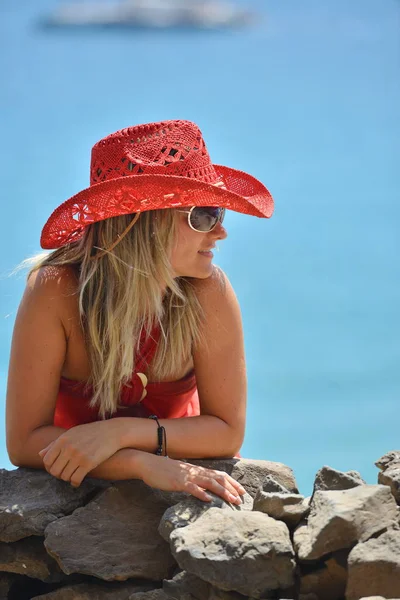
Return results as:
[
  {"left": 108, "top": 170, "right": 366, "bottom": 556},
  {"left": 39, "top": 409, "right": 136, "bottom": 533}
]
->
[{"left": 6, "top": 119, "right": 274, "bottom": 505}]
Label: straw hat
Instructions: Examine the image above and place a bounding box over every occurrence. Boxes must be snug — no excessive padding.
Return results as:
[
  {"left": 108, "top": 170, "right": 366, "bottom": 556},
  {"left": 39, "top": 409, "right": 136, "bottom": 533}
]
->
[{"left": 41, "top": 119, "right": 274, "bottom": 249}]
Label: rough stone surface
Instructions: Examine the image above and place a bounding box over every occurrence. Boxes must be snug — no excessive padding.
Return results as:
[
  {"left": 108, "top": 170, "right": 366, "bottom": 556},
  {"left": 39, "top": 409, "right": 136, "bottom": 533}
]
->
[
  {"left": 294, "top": 485, "right": 398, "bottom": 561},
  {"left": 346, "top": 528, "right": 400, "bottom": 600},
  {"left": 162, "top": 569, "right": 258, "bottom": 600},
  {"left": 44, "top": 480, "right": 176, "bottom": 581},
  {"left": 312, "top": 466, "right": 365, "bottom": 495},
  {"left": 259, "top": 475, "right": 290, "bottom": 494},
  {"left": 159, "top": 491, "right": 253, "bottom": 543},
  {"left": 0, "top": 468, "right": 107, "bottom": 543},
  {"left": 129, "top": 591, "right": 170, "bottom": 600},
  {"left": 0, "top": 535, "right": 76, "bottom": 583},
  {"left": 169, "top": 508, "right": 295, "bottom": 598},
  {"left": 299, "top": 552, "right": 347, "bottom": 600},
  {"left": 0, "top": 572, "right": 18, "bottom": 598},
  {"left": 253, "top": 492, "right": 309, "bottom": 528},
  {"left": 185, "top": 458, "right": 298, "bottom": 498},
  {"left": 375, "top": 450, "right": 400, "bottom": 471},
  {"left": 30, "top": 580, "right": 159, "bottom": 599},
  {"left": 378, "top": 466, "right": 400, "bottom": 504}
]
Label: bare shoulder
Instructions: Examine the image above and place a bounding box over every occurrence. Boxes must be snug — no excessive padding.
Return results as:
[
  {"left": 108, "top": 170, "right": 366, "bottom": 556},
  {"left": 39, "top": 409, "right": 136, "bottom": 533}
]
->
[
  {"left": 191, "top": 265, "right": 236, "bottom": 311},
  {"left": 24, "top": 265, "right": 79, "bottom": 334},
  {"left": 190, "top": 266, "right": 243, "bottom": 350}
]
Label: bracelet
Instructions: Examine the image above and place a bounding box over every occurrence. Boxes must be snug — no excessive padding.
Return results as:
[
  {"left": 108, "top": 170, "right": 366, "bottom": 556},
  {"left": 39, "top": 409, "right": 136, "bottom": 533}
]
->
[{"left": 148, "top": 415, "right": 168, "bottom": 457}]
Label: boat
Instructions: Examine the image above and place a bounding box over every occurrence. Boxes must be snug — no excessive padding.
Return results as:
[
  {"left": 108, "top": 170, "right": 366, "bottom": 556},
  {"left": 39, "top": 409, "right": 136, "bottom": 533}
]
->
[{"left": 42, "top": 0, "right": 254, "bottom": 30}]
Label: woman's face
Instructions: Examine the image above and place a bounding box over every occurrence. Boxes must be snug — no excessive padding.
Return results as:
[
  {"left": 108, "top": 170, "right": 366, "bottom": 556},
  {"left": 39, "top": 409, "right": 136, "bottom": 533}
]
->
[{"left": 170, "top": 209, "right": 228, "bottom": 278}]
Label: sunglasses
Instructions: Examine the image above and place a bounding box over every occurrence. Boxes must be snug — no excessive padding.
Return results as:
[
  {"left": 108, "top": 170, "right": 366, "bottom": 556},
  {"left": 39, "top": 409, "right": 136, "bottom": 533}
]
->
[{"left": 177, "top": 206, "right": 226, "bottom": 233}]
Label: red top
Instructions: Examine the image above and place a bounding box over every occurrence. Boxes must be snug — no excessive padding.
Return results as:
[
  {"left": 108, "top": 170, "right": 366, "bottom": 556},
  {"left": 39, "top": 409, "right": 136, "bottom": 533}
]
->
[
  {"left": 54, "top": 324, "right": 199, "bottom": 428},
  {"left": 53, "top": 324, "right": 241, "bottom": 459}
]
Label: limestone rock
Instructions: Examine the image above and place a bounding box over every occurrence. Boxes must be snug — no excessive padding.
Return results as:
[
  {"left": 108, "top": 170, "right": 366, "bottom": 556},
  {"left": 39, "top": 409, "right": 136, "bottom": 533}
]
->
[
  {"left": 169, "top": 508, "right": 295, "bottom": 598},
  {"left": 184, "top": 458, "right": 298, "bottom": 498},
  {"left": 129, "top": 591, "right": 171, "bottom": 600},
  {"left": 375, "top": 450, "right": 400, "bottom": 471},
  {"left": 0, "top": 572, "right": 19, "bottom": 599},
  {"left": 253, "top": 492, "right": 309, "bottom": 528},
  {"left": 163, "top": 569, "right": 264, "bottom": 600},
  {"left": 259, "top": 475, "right": 290, "bottom": 494},
  {"left": 0, "top": 535, "right": 76, "bottom": 583},
  {"left": 378, "top": 466, "right": 400, "bottom": 504},
  {"left": 159, "top": 491, "right": 253, "bottom": 543},
  {"left": 30, "top": 580, "right": 159, "bottom": 599},
  {"left": 0, "top": 468, "right": 107, "bottom": 543},
  {"left": 312, "top": 466, "right": 364, "bottom": 494},
  {"left": 293, "top": 485, "right": 398, "bottom": 561},
  {"left": 44, "top": 480, "right": 176, "bottom": 581},
  {"left": 346, "top": 528, "right": 400, "bottom": 599},
  {"left": 299, "top": 553, "right": 347, "bottom": 600}
]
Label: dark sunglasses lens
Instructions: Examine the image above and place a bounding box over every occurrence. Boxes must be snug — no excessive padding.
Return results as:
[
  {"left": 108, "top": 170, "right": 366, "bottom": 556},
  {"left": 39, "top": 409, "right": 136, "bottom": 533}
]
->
[{"left": 190, "top": 207, "right": 224, "bottom": 232}]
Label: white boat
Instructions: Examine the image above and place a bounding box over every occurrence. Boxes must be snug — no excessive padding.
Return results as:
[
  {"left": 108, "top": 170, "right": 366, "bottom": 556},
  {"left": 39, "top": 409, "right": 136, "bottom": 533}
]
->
[{"left": 42, "top": 0, "right": 254, "bottom": 30}]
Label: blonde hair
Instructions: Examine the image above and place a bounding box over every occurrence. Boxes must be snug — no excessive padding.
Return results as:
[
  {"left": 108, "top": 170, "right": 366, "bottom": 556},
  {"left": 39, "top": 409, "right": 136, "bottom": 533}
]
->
[{"left": 27, "top": 209, "right": 205, "bottom": 419}]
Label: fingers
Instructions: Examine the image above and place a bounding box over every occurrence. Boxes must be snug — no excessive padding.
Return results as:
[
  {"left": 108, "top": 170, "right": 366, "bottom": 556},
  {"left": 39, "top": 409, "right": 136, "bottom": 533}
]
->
[{"left": 183, "top": 466, "right": 246, "bottom": 505}]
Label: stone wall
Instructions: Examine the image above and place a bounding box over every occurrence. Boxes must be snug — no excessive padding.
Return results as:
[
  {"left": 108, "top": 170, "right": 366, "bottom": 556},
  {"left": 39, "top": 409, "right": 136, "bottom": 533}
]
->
[{"left": 0, "top": 453, "right": 399, "bottom": 600}]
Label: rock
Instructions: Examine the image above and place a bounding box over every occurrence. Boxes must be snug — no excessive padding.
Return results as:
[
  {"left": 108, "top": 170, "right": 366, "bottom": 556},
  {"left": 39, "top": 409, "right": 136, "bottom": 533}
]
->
[
  {"left": 293, "top": 485, "right": 398, "bottom": 561},
  {"left": 44, "top": 480, "right": 176, "bottom": 581},
  {"left": 129, "top": 591, "right": 170, "bottom": 600},
  {"left": 299, "top": 552, "right": 347, "bottom": 600},
  {"left": 259, "top": 476, "right": 290, "bottom": 494},
  {"left": 183, "top": 458, "right": 298, "bottom": 498},
  {"left": 0, "top": 572, "right": 19, "bottom": 599},
  {"left": 312, "top": 466, "right": 364, "bottom": 494},
  {"left": 30, "top": 580, "right": 160, "bottom": 599},
  {"left": 162, "top": 569, "right": 255, "bottom": 600},
  {"left": 159, "top": 491, "right": 253, "bottom": 543},
  {"left": 169, "top": 508, "right": 295, "bottom": 598},
  {"left": 378, "top": 466, "right": 400, "bottom": 504},
  {"left": 346, "top": 471, "right": 366, "bottom": 484},
  {"left": 0, "top": 468, "right": 107, "bottom": 543},
  {"left": 375, "top": 450, "right": 400, "bottom": 471},
  {"left": 346, "top": 528, "right": 400, "bottom": 599},
  {"left": 253, "top": 492, "right": 309, "bottom": 528},
  {"left": 0, "top": 536, "right": 79, "bottom": 583}
]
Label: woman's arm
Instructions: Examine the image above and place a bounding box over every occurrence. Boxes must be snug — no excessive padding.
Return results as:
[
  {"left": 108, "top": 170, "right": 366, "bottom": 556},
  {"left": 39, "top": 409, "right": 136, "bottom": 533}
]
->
[{"left": 115, "top": 267, "right": 247, "bottom": 459}]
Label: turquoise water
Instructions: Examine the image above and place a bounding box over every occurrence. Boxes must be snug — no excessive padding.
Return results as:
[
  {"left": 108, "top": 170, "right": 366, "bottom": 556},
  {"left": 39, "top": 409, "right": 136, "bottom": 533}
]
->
[{"left": 1, "top": 0, "right": 399, "bottom": 495}]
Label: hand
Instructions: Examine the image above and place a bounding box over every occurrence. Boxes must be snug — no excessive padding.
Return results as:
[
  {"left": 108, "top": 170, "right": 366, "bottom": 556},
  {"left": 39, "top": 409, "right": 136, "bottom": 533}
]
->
[
  {"left": 137, "top": 453, "right": 246, "bottom": 505},
  {"left": 38, "top": 420, "right": 121, "bottom": 488}
]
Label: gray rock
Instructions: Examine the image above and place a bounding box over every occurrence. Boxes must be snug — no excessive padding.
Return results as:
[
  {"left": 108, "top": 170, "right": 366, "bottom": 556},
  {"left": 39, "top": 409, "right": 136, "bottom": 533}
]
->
[
  {"left": 378, "top": 466, "right": 400, "bottom": 504},
  {"left": 44, "top": 480, "right": 176, "bottom": 581},
  {"left": 299, "top": 554, "right": 347, "bottom": 600},
  {"left": 0, "top": 535, "right": 75, "bottom": 583},
  {"left": 253, "top": 492, "right": 309, "bottom": 528},
  {"left": 159, "top": 491, "right": 253, "bottom": 543},
  {"left": 293, "top": 485, "right": 398, "bottom": 561},
  {"left": 129, "top": 591, "right": 170, "bottom": 600},
  {"left": 312, "top": 466, "right": 364, "bottom": 494},
  {"left": 183, "top": 458, "right": 298, "bottom": 498},
  {"left": 169, "top": 508, "right": 295, "bottom": 598},
  {"left": 346, "top": 528, "right": 400, "bottom": 600},
  {"left": 0, "top": 572, "right": 19, "bottom": 599},
  {"left": 346, "top": 470, "right": 366, "bottom": 484},
  {"left": 375, "top": 450, "right": 400, "bottom": 471},
  {"left": 0, "top": 468, "right": 107, "bottom": 543},
  {"left": 30, "top": 580, "right": 159, "bottom": 599},
  {"left": 259, "top": 476, "right": 290, "bottom": 494},
  {"left": 163, "top": 569, "right": 256, "bottom": 600}
]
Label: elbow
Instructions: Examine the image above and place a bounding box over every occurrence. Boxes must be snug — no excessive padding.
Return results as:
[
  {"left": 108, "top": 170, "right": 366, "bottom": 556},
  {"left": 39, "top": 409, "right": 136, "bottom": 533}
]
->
[{"left": 223, "top": 424, "right": 244, "bottom": 458}]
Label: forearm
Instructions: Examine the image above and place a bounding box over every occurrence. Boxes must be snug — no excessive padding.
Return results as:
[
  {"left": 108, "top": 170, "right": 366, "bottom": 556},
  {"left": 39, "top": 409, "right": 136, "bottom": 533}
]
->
[
  {"left": 11, "top": 425, "right": 146, "bottom": 482},
  {"left": 113, "top": 414, "right": 242, "bottom": 459}
]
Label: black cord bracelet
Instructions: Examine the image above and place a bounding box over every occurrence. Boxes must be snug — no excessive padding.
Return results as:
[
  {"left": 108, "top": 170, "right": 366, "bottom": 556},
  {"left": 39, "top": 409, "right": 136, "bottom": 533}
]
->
[{"left": 148, "top": 415, "right": 168, "bottom": 457}]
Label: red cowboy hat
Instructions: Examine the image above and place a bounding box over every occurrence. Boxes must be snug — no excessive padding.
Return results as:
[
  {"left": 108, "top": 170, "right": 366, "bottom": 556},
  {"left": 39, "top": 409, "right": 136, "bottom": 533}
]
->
[{"left": 40, "top": 119, "right": 274, "bottom": 249}]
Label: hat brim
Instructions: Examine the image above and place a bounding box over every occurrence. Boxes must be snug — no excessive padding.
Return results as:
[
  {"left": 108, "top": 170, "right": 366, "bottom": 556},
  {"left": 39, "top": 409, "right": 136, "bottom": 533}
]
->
[{"left": 40, "top": 164, "right": 274, "bottom": 249}]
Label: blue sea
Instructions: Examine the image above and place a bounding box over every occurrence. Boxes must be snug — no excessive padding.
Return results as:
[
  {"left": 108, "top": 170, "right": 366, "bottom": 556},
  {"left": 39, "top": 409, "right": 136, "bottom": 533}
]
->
[{"left": 1, "top": 0, "right": 399, "bottom": 496}]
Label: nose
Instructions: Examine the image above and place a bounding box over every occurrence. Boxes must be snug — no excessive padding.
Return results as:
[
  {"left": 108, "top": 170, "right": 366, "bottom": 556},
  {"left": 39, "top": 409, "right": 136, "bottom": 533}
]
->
[{"left": 211, "top": 221, "right": 228, "bottom": 240}]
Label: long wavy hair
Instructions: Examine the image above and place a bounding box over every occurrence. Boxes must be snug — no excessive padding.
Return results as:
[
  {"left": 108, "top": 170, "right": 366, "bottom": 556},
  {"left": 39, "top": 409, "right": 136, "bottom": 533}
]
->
[{"left": 26, "top": 209, "right": 205, "bottom": 419}]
